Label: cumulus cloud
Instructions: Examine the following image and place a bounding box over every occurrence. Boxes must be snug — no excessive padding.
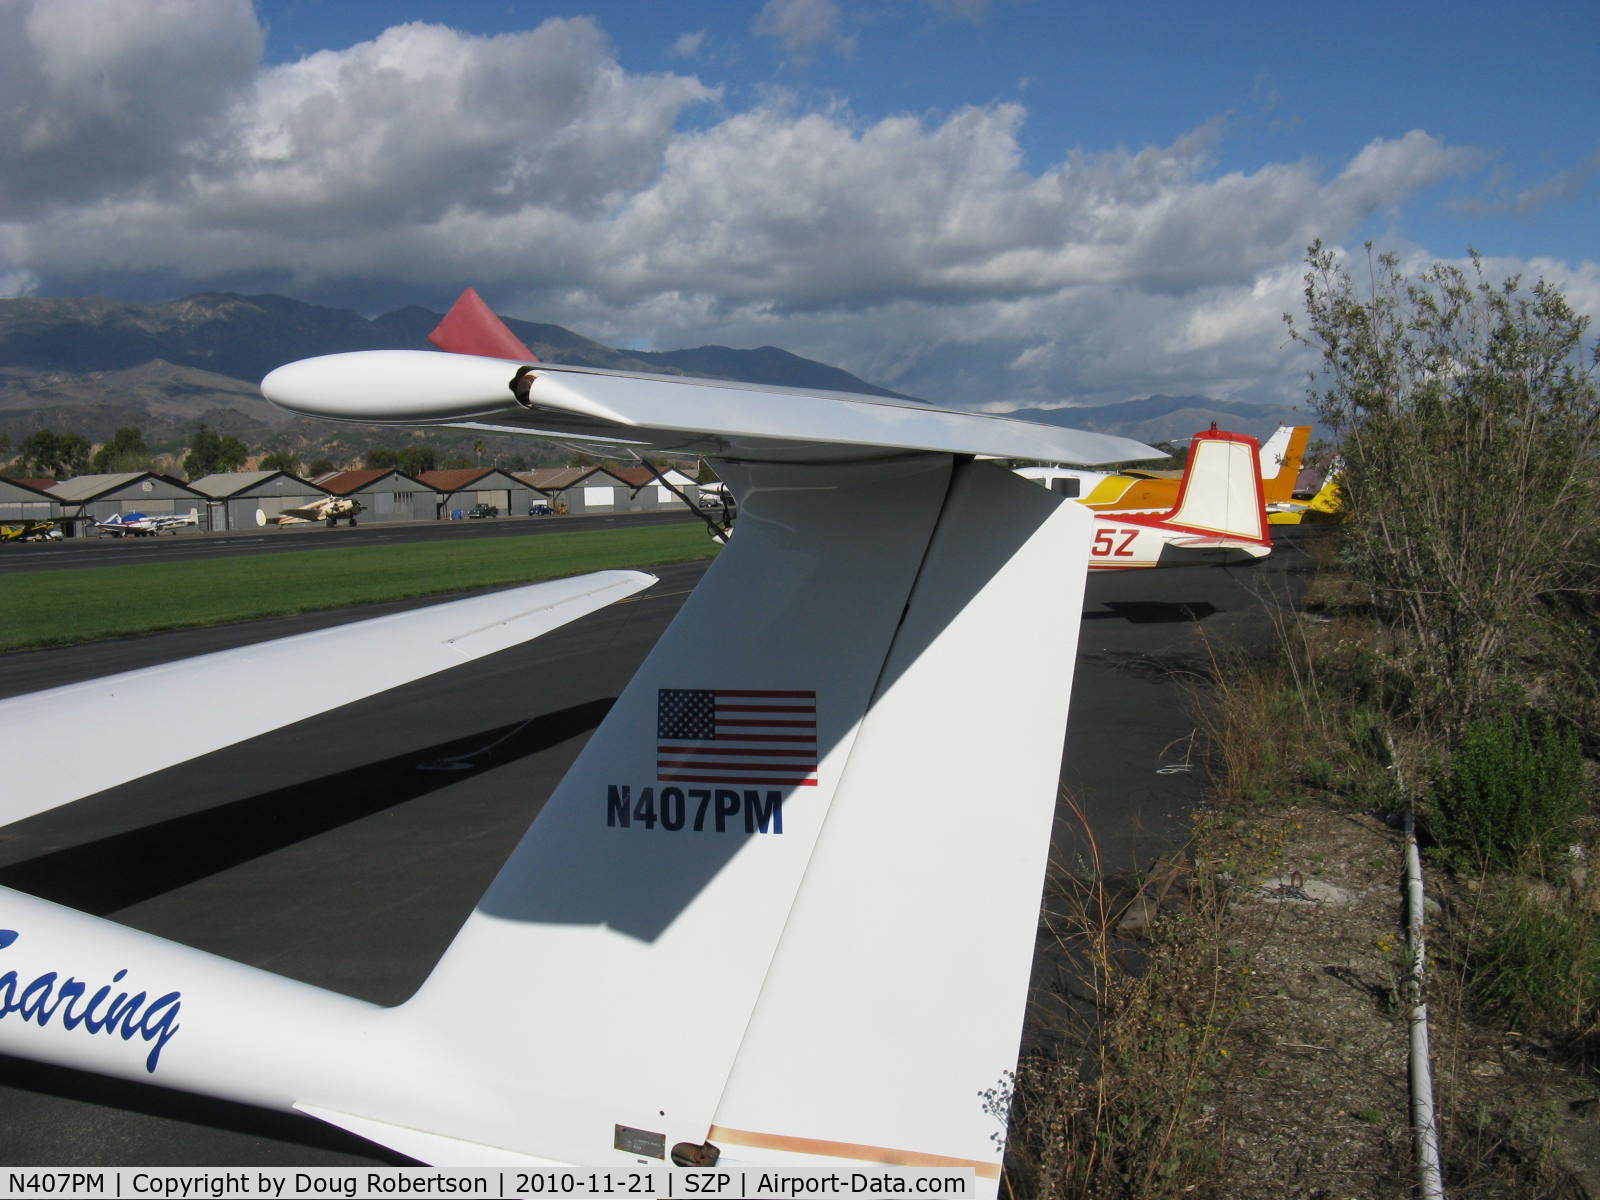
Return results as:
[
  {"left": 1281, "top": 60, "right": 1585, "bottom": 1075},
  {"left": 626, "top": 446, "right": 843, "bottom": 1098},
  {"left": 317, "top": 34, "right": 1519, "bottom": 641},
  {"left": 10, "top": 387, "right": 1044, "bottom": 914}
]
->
[
  {"left": 7, "top": 13, "right": 717, "bottom": 287},
  {"left": 1, "top": 4, "right": 1587, "bottom": 413},
  {"left": 0, "top": 269, "right": 40, "bottom": 299},
  {"left": 1453, "top": 148, "right": 1600, "bottom": 219},
  {"left": 214, "top": 19, "right": 714, "bottom": 224},
  {"left": 753, "top": 0, "right": 854, "bottom": 61},
  {"left": 668, "top": 30, "right": 707, "bottom": 59},
  {"left": 0, "top": 0, "right": 262, "bottom": 213}
]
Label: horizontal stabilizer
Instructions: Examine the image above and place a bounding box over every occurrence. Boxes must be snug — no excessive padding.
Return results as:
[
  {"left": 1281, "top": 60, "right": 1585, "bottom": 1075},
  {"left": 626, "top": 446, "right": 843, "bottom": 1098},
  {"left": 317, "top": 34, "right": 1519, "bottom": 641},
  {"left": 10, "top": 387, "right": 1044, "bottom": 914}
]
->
[
  {"left": 0, "top": 570, "right": 653, "bottom": 827},
  {"left": 295, "top": 1104, "right": 568, "bottom": 1168},
  {"left": 1166, "top": 536, "right": 1272, "bottom": 559},
  {"left": 263, "top": 351, "right": 1159, "bottom": 466},
  {"left": 1168, "top": 535, "right": 1270, "bottom": 550}
]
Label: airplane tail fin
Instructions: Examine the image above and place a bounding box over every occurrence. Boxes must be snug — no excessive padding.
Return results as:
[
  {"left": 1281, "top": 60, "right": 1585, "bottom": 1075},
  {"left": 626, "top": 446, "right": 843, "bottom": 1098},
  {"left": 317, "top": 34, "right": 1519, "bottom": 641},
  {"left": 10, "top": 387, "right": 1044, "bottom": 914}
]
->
[
  {"left": 1308, "top": 463, "right": 1344, "bottom": 514},
  {"left": 428, "top": 288, "right": 539, "bottom": 361},
  {"left": 1258, "top": 425, "right": 1311, "bottom": 505},
  {"left": 1159, "top": 427, "right": 1270, "bottom": 548},
  {"left": 282, "top": 459, "right": 1088, "bottom": 1187}
]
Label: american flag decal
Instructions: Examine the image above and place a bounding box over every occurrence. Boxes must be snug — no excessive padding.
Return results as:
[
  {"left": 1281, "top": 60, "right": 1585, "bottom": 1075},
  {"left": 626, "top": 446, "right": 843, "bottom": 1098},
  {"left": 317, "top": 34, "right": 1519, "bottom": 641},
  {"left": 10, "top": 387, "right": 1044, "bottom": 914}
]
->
[{"left": 656, "top": 689, "right": 818, "bottom": 787}]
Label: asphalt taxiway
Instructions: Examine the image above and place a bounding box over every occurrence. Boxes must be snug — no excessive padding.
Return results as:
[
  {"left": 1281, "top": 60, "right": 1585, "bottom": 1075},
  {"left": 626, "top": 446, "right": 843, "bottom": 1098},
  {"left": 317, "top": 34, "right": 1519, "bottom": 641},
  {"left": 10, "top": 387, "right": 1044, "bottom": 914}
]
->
[
  {"left": 0, "top": 509, "right": 699, "bottom": 576},
  {"left": 0, "top": 531, "right": 1317, "bottom": 1165}
]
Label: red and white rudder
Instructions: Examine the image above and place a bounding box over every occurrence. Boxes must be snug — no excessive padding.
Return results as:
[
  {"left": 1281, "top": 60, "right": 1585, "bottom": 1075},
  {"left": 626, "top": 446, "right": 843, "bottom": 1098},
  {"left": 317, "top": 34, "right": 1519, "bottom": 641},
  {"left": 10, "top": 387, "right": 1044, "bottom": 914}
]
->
[{"left": 1088, "top": 426, "right": 1271, "bottom": 569}]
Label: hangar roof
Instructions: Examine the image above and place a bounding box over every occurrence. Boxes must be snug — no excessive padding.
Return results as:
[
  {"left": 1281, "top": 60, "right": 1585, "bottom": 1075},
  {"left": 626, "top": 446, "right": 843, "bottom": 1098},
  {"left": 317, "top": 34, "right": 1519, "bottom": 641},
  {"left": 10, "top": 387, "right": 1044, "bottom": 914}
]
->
[
  {"left": 515, "top": 467, "right": 597, "bottom": 491},
  {"left": 415, "top": 468, "right": 527, "bottom": 493},
  {"left": 188, "top": 470, "right": 322, "bottom": 498},
  {"left": 47, "top": 472, "right": 202, "bottom": 502},
  {"left": 314, "top": 468, "right": 426, "bottom": 494},
  {"left": 2, "top": 480, "right": 57, "bottom": 499},
  {"left": 0, "top": 477, "right": 59, "bottom": 499},
  {"left": 606, "top": 466, "right": 698, "bottom": 489}
]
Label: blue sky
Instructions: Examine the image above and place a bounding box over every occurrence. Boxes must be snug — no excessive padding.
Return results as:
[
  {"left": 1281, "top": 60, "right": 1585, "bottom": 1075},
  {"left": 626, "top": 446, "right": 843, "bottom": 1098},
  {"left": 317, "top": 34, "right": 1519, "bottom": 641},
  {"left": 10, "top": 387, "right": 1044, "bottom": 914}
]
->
[
  {"left": 252, "top": 0, "right": 1598, "bottom": 262},
  {"left": 2, "top": 0, "right": 1596, "bottom": 409}
]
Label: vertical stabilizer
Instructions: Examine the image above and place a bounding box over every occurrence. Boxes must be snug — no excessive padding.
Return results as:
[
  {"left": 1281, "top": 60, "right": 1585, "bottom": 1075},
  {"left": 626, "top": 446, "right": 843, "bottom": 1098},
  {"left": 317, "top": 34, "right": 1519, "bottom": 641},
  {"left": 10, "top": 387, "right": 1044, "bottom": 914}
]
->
[
  {"left": 373, "top": 456, "right": 967, "bottom": 1165},
  {"left": 1161, "top": 428, "right": 1269, "bottom": 545},
  {"left": 1258, "top": 425, "right": 1311, "bottom": 504},
  {"left": 704, "top": 462, "right": 1089, "bottom": 1192}
]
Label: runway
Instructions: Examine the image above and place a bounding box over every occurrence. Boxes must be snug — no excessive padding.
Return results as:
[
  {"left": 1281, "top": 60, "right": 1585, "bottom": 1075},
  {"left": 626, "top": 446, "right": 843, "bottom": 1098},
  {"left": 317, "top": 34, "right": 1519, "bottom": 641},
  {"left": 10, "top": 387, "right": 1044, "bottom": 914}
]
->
[{"left": 0, "top": 531, "right": 1317, "bottom": 1165}]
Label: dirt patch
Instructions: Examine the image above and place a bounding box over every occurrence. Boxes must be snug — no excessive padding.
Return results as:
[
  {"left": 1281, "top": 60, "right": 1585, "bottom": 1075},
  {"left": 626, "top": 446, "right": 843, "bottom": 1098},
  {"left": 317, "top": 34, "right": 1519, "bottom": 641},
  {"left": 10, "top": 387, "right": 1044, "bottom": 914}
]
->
[
  {"left": 1200, "top": 804, "right": 1411, "bottom": 1197},
  {"left": 1194, "top": 802, "right": 1599, "bottom": 1199}
]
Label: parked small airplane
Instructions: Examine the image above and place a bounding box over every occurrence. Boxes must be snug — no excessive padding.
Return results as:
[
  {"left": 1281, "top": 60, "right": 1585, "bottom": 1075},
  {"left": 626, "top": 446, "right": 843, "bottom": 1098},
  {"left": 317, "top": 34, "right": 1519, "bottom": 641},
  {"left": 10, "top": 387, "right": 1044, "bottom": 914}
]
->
[
  {"left": 261, "top": 495, "right": 364, "bottom": 526},
  {"left": 96, "top": 508, "right": 200, "bottom": 536},
  {"left": 1016, "top": 423, "right": 1309, "bottom": 515},
  {"left": 0, "top": 519, "right": 62, "bottom": 542},
  {"left": 1085, "top": 426, "right": 1271, "bottom": 568},
  {"left": 1268, "top": 461, "right": 1345, "bottom": 525},
  {"left": 0, "top": 289, "right": 1161, "bottom": 1191}
]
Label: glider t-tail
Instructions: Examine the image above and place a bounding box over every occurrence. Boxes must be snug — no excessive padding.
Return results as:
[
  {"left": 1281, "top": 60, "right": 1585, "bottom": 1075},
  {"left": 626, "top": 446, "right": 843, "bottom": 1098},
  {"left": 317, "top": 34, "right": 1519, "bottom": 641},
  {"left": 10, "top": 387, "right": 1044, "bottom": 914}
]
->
[{"left": 0, "top": 293, "right": 1160, "bottom": 1190}]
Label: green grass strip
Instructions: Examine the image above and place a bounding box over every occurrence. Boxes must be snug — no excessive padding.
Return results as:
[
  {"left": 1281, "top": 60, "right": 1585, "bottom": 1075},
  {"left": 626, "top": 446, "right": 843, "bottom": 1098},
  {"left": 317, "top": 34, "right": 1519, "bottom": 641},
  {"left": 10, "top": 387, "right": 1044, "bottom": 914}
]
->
[{"left": 0, "top": 522, "right": 717, "bottom": 653}]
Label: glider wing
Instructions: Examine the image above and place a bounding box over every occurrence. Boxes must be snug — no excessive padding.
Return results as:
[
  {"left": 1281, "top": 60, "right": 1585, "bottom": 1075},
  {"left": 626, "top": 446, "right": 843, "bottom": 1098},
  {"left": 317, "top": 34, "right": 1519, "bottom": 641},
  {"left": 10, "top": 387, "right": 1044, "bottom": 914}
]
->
[
  {"left": 0, "top": 570, "right": 654, "bottom": 827},
  {"left": 263, "top": 350, "right": 1159, "bottom": 467}
]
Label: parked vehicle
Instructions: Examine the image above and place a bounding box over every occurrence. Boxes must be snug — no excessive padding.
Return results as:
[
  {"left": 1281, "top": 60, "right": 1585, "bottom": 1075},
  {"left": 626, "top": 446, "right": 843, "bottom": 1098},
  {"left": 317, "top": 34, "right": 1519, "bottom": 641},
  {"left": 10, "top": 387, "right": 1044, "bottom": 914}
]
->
[
  {"left": 529, "top": 503, "right": 554, "bottom": 516},
  {"left": 467, "top": 503, "right": 499, "bottom": 519}
]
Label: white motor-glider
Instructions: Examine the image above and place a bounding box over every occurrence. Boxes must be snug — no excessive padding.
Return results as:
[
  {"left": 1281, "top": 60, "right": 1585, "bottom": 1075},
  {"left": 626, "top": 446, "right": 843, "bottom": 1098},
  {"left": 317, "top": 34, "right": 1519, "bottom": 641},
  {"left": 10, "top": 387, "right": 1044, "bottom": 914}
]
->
[{"left": 0, "top": 293, "right": 1158, "bottom": 1190}]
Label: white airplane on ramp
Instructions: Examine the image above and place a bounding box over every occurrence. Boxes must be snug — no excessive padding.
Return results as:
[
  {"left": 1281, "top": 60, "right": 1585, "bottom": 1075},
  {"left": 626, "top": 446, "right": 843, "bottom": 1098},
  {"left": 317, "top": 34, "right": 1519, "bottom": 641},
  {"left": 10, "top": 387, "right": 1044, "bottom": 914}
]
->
[
  {"left": 0, "top": 292, "right": 1160, "bottom": 1190},
  {"left": 95, "top": 508, "right": 201, "bottom": 536}
]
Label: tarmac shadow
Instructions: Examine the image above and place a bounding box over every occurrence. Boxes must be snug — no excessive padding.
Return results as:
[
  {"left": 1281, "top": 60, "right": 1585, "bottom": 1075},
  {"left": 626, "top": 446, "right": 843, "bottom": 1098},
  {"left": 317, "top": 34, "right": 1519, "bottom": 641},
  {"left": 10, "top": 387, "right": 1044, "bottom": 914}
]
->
[
  {"left": 1083, "top": 600, "right": 1220, "bottom": 624},
  {"left": 0, "top": 699, "right": 614, "bottom": 915}
]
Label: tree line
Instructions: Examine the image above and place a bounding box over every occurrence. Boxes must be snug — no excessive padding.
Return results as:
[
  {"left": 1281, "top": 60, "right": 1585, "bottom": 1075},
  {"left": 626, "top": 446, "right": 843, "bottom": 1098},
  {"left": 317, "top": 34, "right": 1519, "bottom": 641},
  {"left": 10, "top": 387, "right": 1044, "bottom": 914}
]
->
[
  {"left": 1, "top": 424, "right": 254, "bottom": 480},
  {"left": 1, "top": 425, "right": 549, "bottom": 482}
]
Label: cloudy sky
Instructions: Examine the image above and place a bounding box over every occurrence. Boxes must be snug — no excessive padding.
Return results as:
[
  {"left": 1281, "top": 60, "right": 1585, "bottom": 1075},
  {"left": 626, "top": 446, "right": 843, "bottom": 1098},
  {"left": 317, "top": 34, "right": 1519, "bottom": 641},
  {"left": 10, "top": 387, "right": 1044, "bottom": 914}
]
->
[{"left": 2, "top": 0, "right": 1595, "bottom": 410}]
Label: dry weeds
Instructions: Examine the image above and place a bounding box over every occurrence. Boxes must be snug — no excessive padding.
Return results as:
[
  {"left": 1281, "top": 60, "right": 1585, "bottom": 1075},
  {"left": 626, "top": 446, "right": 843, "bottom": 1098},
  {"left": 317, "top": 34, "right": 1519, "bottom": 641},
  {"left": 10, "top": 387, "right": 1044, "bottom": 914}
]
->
[{"left": 1007, "top": 798, "right": 1600, "bottom": 1198}]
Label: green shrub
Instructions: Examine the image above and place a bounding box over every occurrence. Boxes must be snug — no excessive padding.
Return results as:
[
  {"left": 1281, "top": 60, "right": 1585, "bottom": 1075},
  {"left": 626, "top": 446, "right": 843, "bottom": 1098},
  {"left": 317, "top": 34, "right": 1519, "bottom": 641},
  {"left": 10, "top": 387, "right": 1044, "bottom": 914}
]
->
[
  {"left": 1426, "top": 713, "right": 1585, "bottom": 871},
  {"left": 1466, "top": 882, "right": 1600, "bottom": 1038},
  {"left": 1290, "top": 245, "right": 1600, "bottom": 734}
]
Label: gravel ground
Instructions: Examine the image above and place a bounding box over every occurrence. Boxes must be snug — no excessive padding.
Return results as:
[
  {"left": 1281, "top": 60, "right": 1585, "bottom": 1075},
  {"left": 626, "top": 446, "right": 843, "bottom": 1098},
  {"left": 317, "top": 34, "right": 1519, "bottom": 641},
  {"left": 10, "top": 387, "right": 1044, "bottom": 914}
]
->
[{"left": 1189, "top": 802, "right": 1600, "bottom": 1199}]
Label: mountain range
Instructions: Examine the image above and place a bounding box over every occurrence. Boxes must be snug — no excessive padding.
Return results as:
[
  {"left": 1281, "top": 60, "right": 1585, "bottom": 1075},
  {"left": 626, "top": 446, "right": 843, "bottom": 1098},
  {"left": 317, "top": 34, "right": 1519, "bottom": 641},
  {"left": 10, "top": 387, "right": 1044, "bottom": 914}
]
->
[{"left": 0, "top": 292, "right": 1312, "bottom": 464}]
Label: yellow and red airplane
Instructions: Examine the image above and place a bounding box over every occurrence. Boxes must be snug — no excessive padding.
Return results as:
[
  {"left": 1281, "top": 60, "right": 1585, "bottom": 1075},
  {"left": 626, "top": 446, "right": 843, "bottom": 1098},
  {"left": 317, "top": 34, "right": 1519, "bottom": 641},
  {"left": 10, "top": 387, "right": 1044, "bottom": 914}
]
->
[
  {"left": 1267, "top": 461, "right": 1344, "bottom": 525},
  {"left": 0, "top": 519, "right": 62, "bottom": 542},
  {"left": 1082, "top": 426, "right": 1271, "bottom": 569},
  {"left": 1016, "top": 423, "right": 1309, "bottom": 516}
]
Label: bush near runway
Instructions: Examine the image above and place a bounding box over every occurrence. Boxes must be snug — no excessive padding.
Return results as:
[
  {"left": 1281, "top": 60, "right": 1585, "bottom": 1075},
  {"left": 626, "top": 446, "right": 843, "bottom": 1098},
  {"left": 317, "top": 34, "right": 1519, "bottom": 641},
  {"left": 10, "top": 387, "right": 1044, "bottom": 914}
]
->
[{"left": 0, "top": 523, "right": 718, "bottom": 652}]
